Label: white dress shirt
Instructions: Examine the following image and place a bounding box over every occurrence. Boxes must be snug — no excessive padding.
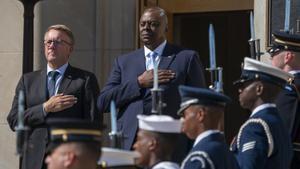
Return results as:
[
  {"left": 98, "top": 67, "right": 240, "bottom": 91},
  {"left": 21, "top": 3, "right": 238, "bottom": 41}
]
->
[
  {"left": 47, "top": 62, "right": 68, "bottom": 95},
  {"left": 144, "top": 40, "right": 167, "bottom": 70}
]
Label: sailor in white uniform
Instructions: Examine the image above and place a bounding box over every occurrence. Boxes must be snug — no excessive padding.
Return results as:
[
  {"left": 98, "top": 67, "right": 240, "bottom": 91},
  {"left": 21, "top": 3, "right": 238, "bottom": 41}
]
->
[{"left": 133, "top": 114, "right": 181, "bottom": 169}]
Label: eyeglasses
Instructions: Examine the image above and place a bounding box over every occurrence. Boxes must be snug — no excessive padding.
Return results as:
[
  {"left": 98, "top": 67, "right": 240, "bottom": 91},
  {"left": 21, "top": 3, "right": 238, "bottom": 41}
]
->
[{"left": 44, "top": 39, "right": 72, "bottom": 47}]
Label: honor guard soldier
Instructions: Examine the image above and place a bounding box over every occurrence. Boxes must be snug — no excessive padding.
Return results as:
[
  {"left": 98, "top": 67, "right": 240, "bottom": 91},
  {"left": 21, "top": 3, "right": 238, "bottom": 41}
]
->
[
  {"left": 98, "top": 147, "right": 140, "bottom": 169},
  {"left": 178, "top": 85, "right": 239, "bottom": 169},
  {"left": 45, "top": 119, "right": 102, "bottom": 169},
  {"left": 231, "top": 57, "right": 293, "bottom": 169},
  {"left": 133, "top": 115, "right": 181, "bottom": 169},
  {"left": 268, "top": 31, "right": 300, "bottom": 169}
]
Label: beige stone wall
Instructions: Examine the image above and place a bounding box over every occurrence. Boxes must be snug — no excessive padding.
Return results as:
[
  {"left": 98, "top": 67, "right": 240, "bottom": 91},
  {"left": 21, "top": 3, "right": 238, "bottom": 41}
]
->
[
  {"left": 33, "top": 0, "right": 136, "bottom": 85},
  {"left": 0, "top": 0, "right": 136, "bottom": 168},
  {"left": 0, "top": 0, "right": 23, "bottom": 168},
  {"left": 0, "top": 0, "right": 274, "bottom": 168},
  {"left": 254, "top": 0, "right": 271, "bottom": 63}
]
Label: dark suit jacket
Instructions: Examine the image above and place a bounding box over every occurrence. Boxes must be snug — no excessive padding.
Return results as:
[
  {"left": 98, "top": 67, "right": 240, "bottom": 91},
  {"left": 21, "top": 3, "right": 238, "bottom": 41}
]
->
[
  {"left": 276, "top": 73, "right": 300, "bottom": 169},
  {"left": 230, "top": 107, "right": 293, "bottom": 169},
  {"left": 181, "top": 132, "right": 239, "bottom": 169},
  {"left": 7, "top": 64, "right": 100, "bottom": 169},
  {"left": 276, "top": 73, "right": 300, "bottom": 134},
  {"left": 97, "top": 43, "right": 206, "bottom": 160}
]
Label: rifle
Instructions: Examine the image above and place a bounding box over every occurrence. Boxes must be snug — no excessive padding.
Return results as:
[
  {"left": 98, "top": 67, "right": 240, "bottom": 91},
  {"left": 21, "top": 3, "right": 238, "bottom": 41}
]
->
[{"left": 15, "top": 90, "right": 30, "bottom": 169}]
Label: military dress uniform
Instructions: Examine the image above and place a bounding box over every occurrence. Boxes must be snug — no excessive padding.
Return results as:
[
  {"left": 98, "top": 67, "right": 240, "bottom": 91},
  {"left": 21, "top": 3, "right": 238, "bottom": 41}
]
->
[
  {"left": 290, "top": 72, "right": 300, "bottom": 168},
  {"left": 178, "top": 86, "right": 239, "bottom": 169},
  {"left": 230, "top": 104, "right": 292, "bottom": 169},
  {"left": 268, "top": 31, "right": 300, "bottom": 168},
  {"left": 230, "top": 57, "right": 293, "bottom": 169},
  {"left": 181, "top": 131, "right": 238, "bottom": 169}
]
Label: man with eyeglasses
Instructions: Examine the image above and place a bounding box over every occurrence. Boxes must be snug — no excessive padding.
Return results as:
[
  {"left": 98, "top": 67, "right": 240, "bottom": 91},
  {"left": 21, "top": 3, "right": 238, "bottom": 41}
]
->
[
  {"left": 7, "top": 24, "right": 100, "bottom": 169},
  {"left": 97, "top": 6, "right": 206, "bottom": 163},
  {"left": 268, "top": 31, "right": 300, "bottom": 169}
]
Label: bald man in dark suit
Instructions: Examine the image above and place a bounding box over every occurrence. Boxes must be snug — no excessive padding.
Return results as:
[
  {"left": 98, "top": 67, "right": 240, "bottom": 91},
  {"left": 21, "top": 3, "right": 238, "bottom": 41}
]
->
[{"left": 97, "top": 7, "right": 206, "bottom": 162}]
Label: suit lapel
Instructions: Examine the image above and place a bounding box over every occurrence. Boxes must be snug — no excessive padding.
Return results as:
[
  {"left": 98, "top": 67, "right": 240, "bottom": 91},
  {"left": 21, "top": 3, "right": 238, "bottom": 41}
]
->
[
  {"left": 135, "top": 48, "right": 147, "bottom": 76},
  {"left": 57, "top": 65, "right": 73, "bottom": 94},
  {"left": 135, "top": 48, "right": 150, "bottom": 97},
  {"left": 38, "top": 69, "right": 48, "bottom": 101},
  {"left": 159, "top": 43, "right": 176, "bottom": 70}
]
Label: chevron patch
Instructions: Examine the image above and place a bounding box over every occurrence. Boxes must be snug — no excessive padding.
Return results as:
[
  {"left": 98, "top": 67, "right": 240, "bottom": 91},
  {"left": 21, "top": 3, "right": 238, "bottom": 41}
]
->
[{"left": 242, "top": 141, "right": 256, "bottom": 152}]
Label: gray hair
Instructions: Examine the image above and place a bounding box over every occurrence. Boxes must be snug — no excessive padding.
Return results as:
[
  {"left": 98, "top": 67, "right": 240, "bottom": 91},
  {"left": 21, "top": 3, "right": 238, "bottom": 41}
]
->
[{"left": 143, "top": 7, "right": 168, "bottom": 25}]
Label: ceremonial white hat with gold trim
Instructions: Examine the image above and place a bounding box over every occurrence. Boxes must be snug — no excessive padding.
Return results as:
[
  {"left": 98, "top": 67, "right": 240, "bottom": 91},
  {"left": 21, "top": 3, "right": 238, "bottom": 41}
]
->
[{"left": 234, "top": 57, "right": 294, "bottom": 87}]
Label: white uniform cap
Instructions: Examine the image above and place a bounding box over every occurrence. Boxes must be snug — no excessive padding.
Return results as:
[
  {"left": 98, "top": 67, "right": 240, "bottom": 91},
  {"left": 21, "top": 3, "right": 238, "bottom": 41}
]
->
[
  {"left": 98, "top": 147, "right": 140, "bottom": 167},
  {"left": 244, "top": 57, "right": 293, "bottom": 81},
  {"left": 137, "top": 114, "right": 182, "bottom": 133},
  {"left": 234, "top": 57, "right": 294, "bottom": 87}
]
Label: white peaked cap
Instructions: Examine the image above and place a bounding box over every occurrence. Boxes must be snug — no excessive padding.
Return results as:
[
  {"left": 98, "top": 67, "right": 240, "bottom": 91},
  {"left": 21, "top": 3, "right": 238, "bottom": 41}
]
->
[
  {"left": 244, "top": 57, "right": 293, "bottom": 82},
  {"left": 137, "top": 114, "right": 182, "bottom": 133},
  {"left": 98, "top": 147, "right": 140, "bottom": 167}
]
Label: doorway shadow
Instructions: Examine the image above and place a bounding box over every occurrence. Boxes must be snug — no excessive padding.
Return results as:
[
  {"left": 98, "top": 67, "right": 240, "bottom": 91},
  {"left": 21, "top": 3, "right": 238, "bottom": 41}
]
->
[{"left": 173, "top": 10, "right": 252, "bottom": 142}]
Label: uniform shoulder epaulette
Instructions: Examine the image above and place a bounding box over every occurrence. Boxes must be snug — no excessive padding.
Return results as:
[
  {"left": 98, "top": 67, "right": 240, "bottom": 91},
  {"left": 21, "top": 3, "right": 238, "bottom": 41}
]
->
[
  {"left": 181, "top": 151, "right": 215, "bottom": 169},
  {"left": 237, "top": 118, "right": 274, "bottom": 157}
]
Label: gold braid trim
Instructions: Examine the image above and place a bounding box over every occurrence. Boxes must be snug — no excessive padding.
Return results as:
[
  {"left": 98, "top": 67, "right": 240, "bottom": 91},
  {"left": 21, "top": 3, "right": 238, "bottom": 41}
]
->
[
  {"left": 51, "top": 129, "right": 102, "bottom": 136},
  {"left": 275, "top": 38, "right": 300, "bottom": 48}
]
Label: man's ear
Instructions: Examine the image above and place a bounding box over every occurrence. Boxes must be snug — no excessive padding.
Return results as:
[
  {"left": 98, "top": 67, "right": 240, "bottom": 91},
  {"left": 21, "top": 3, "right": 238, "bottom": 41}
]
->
[
  {"left": 63, "top": 152, "right": 76, "bottom": 167},
  {"left": 284, "top": 51, "right": 294, "bottom": 64},
  {"left": 256, "top": 82, "right": 264, "bottom": 96},
  {"left": 148, "top": 138, "right": 157, "bottom": 151},
  {"left": 195, "top": 108, "right": 205, "bottom": 122},
  {"left": 69, "top": 46, "right": 74, "bottom": 53}
]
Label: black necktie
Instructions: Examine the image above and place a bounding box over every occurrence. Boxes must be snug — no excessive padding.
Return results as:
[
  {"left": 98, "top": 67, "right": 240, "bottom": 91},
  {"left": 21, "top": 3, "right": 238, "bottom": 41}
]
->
[{"left": 48, "top": 71, "right": 59, "bottom": 97}]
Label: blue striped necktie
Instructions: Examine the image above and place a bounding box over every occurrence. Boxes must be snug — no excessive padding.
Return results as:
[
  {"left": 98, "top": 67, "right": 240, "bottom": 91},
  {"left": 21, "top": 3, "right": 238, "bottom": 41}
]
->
[{"left": 48, "top": 71, "right": 59, "bottom": 97}]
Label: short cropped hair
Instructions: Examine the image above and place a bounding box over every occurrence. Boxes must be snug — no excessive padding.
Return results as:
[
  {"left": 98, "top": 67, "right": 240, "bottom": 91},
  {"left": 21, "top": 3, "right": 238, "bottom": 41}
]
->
[{"left": 45, "top": 24, "right": 75, "bottom": 45}]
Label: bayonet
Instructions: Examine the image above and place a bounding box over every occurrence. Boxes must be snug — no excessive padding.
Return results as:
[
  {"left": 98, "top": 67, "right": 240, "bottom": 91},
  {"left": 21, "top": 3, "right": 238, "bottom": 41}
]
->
[
  {"left": 284, "top": 0, "right": 291, "bottom": 33},
  {"left": 109, "top": 100, "right": 123, "bottom": 148},
  {"left": 209, "top": 24, "right": 216, "bottom": 69},
  {"left": 151, "top": 56, "right": 165, "bottom": 114},
  {"left": 206, "top": 24, "right": 223, "bottom": 93},
  {"left": 250, "top": 11, "right": 255, "bottom": 40},
  {"left": 110, "top": 101, "right": 117, "bottom": 135},
  {"left": 248, "top": 11, "right": 262, "bottom": 60}
]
